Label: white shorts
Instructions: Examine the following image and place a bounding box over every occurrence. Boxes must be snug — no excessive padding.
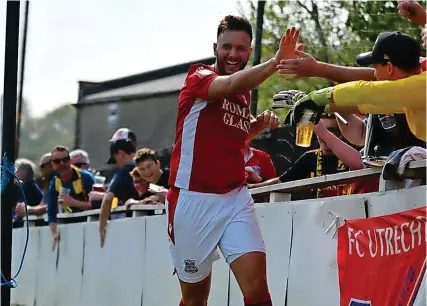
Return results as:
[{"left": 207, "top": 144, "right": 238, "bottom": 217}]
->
[{"left": 166, "top": 186, "right": 265, "bottom": 283}]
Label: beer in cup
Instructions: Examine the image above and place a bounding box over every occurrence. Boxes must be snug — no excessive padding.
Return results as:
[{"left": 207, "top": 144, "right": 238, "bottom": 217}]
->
[
  {"left": 93, "top": 176, "right": 106, "bottom": 192},
  {"left": 296, "top": 110, "right": 316, "bottom": 147},
  {"left": 58, "top": 187, "right": 70, "bottom": 204}
]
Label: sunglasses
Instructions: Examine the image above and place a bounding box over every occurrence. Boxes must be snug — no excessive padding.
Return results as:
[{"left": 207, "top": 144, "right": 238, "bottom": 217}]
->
[
  {"left": 39, "top": 162, "right": 50, "bottom": 169},
  {"left": 73, "top": 162, "right": 88, "bottom": 168},
  {"left": 52, "top": 156, "right": 70, "bottom": 164}
]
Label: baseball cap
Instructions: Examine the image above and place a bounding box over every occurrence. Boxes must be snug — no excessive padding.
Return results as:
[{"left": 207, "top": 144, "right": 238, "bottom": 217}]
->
[
  {"left": 356, "top": 31, "right": 420, "bottom": 67},
  {"left": 106, "top": 128, "right": 137, "bottom": 164},
  {"left": 108, "top": 127, "right": 137, "bottom": 143}
]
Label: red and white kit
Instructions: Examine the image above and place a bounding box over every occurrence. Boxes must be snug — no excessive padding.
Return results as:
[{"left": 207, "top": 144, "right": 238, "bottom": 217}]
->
[{"left": 167, "top": 64, "right": 265, "bottom": 283}]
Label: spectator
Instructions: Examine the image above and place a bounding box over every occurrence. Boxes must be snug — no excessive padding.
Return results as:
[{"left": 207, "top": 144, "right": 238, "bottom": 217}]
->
[
  {"left": 36, "top": 152, "right": 55, "bottom": 194},
  {"left": 13, "top": 158, "right": 44, "bottom": 220},
  {"left": 134, "top": 148, "right": 170, "bottom": 189},
  {"left": 98, "top": 128, "right": 139, "bottom": 246},
  {"left": 124, "top": 168, "right": 160, "bottom": 209},
  {"left": 249, "top": 115, "right": 357, "bottom": 198},
  {"left": 242, "top": 140, "right": 276, "bottom": 184},
  {"left": 70, "top": 149, "right": 91, "bottom": 170},
  {"left": 47, "top": 145, "right": 94, "bottom": 250},
  {"left": 277, "top": 31, "right": 426, "bottom": 142}
]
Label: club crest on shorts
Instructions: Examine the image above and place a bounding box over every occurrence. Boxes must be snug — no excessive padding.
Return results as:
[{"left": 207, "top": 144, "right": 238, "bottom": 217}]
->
[{"left": 184, "top": 259, "right": 198, "bottom": 274}]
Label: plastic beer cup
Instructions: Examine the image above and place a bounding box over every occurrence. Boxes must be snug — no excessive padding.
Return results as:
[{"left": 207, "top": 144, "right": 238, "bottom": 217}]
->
[
  {"left": 58, "top": 187, "right": 70, "bottom": 204},
  {"left": 93, "top": 176, "right": 106, "bottom": 192},
  {"left": 296, "top": 110, "right": 316, "bottom": 147}
]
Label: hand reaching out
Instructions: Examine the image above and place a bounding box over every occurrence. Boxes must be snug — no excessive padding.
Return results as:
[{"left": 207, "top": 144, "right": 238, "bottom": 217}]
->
[
  {"left": 397, "top": 0, "right": 426, "bottom": 26},
  {"left": 274, "top": 27, "right": 304, "bottom": 64},
  {"left": 276, "top": 50, "right": 319, "bottom": 80}
]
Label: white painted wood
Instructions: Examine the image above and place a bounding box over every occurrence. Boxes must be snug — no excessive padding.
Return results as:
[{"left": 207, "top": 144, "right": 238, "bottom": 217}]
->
[
  {"left": 80, "top": 222, "right": 113, "bottom": 306},
  {"left": 367, "top": 185, "right": 426, "bottom": 217},
  {"left": 33, "top": 227, "right": 58, "bottom": 306},
  {"left": 106, "top": 217, "right": 146, "bottom": 306},
  {"left": 54, "top": 223, "right": 85, "bottom": 306},
  {"left": 229, "top": 203, "right": 293, "bottom": 306},
  {"left": 286, "top": 197, "right": 366, "bottom": 306},
  {"left": 142, "top": 215, "right": 181, "bottom": 306},
  {"left": 269, "top": 192, "right": 291, "bottom": 202},
  {"left": 11, "top": 227, "right": 39, "bottom": 306}
]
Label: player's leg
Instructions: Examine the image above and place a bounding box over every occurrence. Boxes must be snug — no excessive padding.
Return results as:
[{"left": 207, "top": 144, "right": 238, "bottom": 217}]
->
[
  {"left": 230, "top": 252, "right": 271, "bottom": 305},
  {"left": 166, "top": 188, "right": 224, "bottom": 306},
  {"left": 178, "top": 274, "right": 211, "bottom": 306},
  {"left": 219, "top": 187, "right": 272, "bottom": 306}
]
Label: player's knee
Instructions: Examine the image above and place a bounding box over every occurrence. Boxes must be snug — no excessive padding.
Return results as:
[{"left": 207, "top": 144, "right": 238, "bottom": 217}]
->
[
  {"left": 241, "top": 274, "right": 269, "bottom": 297},
  {"left": 181, "top": 297, "right": 208, "bottom": 306}
]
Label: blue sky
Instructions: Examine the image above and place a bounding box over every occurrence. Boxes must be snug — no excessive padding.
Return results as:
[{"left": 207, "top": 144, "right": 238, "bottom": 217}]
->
[{"left": 0, "top": 0, "right": 242, "bottom": 117}]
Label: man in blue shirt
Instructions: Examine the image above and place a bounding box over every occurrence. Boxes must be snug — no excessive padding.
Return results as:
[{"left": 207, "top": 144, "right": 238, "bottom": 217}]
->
[
  {"left": 47, "top": 145, "right": 94, "bottom": 250},
  {"left": 98, "top": 128, "right": 139, "bottom": 247}
]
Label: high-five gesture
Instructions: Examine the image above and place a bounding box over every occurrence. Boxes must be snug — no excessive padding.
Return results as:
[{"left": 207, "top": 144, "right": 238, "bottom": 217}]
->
[{"left": 274, "top": 27, "right": 303, "bottom": 64}]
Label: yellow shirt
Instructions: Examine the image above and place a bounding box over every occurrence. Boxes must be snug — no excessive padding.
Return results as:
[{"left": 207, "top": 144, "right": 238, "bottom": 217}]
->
[{"left": 333, "top": 72, "right": 426, "bottom": 141}]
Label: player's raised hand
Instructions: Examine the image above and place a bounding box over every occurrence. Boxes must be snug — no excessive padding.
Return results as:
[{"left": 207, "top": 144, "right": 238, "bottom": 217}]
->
[
  {"left": 256, "top": 110, "right": 280, "bottom": 129},
  {"left": 274, "top": 27, "right": 303, "bottom": 64}
]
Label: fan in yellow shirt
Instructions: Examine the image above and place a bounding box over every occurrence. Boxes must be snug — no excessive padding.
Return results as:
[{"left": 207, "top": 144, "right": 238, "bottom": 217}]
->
[{"left": 284, "top": 32, "right": 426, "bottom": 141}]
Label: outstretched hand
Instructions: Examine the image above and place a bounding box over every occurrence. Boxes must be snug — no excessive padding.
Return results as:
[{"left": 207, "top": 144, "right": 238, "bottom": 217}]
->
[
  {"left": 276, "top": 50, "right": 319, "bottom": 80},
  {"left": 274, "top": 27, "right": 304, "bottom": 64},
  {"left": 397, "top": 0, "right": 426, "bottom": 26}
]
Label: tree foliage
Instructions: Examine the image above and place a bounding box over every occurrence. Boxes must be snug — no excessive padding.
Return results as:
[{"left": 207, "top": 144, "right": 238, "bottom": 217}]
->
[
  {"left": 19, "top": 103, "right": 76, "bottom": 163},
  {"left": 240, "top": 0, "right": 426, "bottom": 118}
]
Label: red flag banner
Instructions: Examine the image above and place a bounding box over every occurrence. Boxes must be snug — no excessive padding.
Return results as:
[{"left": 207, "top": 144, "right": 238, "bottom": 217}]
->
[{"left": 338, "top": 206, "right": 426, "bottom": 306}]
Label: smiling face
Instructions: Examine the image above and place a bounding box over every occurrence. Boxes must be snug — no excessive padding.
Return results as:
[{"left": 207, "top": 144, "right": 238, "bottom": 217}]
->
[
  {"left": 51, "top": 148, "right": 72, "bottom": 176},
  {"left": 214, "top": 30, "right": 252, "bottom": 75},
  {"left": 136, "top": 158, "right": 162, "bottom": 183}
]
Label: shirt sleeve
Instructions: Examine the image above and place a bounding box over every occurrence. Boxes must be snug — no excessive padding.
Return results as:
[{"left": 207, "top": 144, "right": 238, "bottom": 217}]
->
[
  {"left": 107, "top": 173, "right": 122, "bottom": 196},
  {"left": 279, "top": 152, "right": 313, "bottom": 183},
  {"left": 47, "top": 179, "right": 58, "bottom": 223},
  {"left": 185, "top": 66, "right": 218, "bottom": 101},
  {"left": 82, "top": 172, "right": 94, "bottom": 195},
  {"left": 260, "top": 153, "right": 277, "bottom": 181},
  {"left": 29, "top": 181, "right": 43, "bottom": 205},
  {"left": 333, "top": 72, "right": 426, "bottom": 112}
]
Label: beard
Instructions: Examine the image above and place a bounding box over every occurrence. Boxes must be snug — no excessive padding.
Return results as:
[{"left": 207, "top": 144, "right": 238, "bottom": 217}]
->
[{"left": 216, "top": 55, "right": 249, "bottom": 75}]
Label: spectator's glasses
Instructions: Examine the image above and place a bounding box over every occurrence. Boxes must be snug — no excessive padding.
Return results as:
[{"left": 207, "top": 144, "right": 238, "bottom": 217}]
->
[
  {"left": 39, "top": 162, "right": 50, "bottom": 169},
  {"left": 74, "top": 162, "right": 88, "bottom": 168},
  {"left": 52, "top": 156, "right": 70, "bottom": 164},
  {"left": 133, "top": 179, "right": 144, "bottom": 185}
]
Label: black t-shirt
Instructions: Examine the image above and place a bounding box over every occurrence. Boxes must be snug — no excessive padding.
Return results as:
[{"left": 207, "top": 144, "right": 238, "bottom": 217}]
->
[
  {"left": 107, "top": 162, "right": 139, "bottom": 205},
  {"left": 139, "top": 168, "right": 170, "bottom": 200},
  {"left": 279, "top": 150, "right": 349, "bottom": 198},
  {"left": 156, "top": 168, "right": 170, "bottom": 189},
  {"left": 367, "top": 114, "right": 426, "bottom": 157}
]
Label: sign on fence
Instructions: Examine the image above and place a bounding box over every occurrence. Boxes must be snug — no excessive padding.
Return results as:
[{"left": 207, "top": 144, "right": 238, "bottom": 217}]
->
[{"left": 338, "top": 206, "right": 426, "bottom": 306}]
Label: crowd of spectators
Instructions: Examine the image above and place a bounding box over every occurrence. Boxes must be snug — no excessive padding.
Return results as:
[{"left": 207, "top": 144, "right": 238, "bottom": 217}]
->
[{"left": 10, "top": 0, "right": 426, "bottom": 251}]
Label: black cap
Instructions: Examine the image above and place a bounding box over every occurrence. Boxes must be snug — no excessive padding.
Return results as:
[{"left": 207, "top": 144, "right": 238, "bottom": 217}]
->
[
  {"left": 106, "top": 128, "right": 137, "bottom": 164},
  {"left": 356, "top": 31, "right": 420, "bottom": 68}
]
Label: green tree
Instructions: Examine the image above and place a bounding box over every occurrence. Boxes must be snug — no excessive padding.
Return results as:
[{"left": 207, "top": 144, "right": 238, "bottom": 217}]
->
[{"left": 19, "top": 104, "right": 76, "bottom": 163}]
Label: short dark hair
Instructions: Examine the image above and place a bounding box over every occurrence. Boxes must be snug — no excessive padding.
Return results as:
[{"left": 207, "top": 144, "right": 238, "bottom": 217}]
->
[
  {"left": 134, "top": 148, "right": 158, "bottom": 164},
  {"left": 51, "top": 145, "right": 69, "bottom": 156},
  {"left": 130, "top": 167, "right": 141, "bottom": 179},
  {"left": 217, "top": 15, "right": 252, "bottom": 41}
]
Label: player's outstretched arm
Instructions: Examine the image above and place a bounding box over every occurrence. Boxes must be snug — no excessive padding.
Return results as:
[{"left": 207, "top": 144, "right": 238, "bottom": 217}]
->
[
  {"left": 207, "top": 27, "right": 301, "bottom": 101},
  {"left": 276, "top": 51, "right": 376, "bottom": 83}
]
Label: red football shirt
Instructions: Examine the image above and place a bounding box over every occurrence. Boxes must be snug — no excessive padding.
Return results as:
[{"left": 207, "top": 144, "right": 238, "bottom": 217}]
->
[
  {"left": 245, "top": 148, "right": 277, "bottom": 181},
  {"left": 168, "top": 64, "right": 251, "bottom": 194}
]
